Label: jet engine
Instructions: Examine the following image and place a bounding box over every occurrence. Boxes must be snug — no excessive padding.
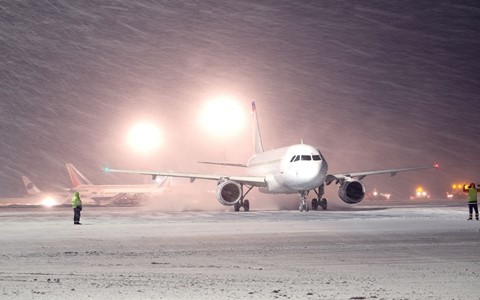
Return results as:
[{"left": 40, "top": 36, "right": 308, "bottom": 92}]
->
[
  {"left": 216, "top": 180, "right": 242, "bottom": 206},
  {"left": 338, "top": 179, "right": 366, "bottom": 204}
]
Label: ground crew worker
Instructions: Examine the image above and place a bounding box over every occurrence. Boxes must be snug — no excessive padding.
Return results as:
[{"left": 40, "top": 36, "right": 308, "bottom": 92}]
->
[
  {"left": 462, "top": 183, "right": 479, "bottom": 220},
  {"left": 72, "top": 191, "right": 83, "bottom": 225}
]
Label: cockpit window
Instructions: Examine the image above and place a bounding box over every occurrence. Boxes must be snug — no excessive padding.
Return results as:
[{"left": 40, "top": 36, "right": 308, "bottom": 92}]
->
[{"left": 291, "top": 154, "right": 322, "bottom": 162}]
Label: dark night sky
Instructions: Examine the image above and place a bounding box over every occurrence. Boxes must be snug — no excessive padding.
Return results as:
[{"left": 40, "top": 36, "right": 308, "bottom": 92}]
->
[{"left": 0, "top": 0, "right": 479, "bottom": 201}]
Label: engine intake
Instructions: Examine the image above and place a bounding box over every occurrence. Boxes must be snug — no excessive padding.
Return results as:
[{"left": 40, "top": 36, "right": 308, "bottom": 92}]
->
[
  {"left": 216, "top": 180, "right": 242, "bottom": 206},
  {"left": 338, "top": 180, "right": 365, "bottom": 204}
]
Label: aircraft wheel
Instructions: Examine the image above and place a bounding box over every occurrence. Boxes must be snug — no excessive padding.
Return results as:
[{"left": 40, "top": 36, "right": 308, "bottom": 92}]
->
[
  {"left": 243, "top": 199, "right": 250, "bottom": 212},
  {"left": 299, "top": 203, "right": 308, "bottom": 212},
  {"left": 234, "top": 202, "right": 241, "bottom": 212},
  {"left": 320, "top": 198, "right": 327, "bottom": 210},
  {"left": 311, "top": 198, "right": 318, "bottom": 210}
]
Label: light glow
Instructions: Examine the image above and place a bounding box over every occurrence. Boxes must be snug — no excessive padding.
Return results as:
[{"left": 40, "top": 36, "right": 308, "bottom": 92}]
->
[
  {"left": 42, "top": 197, "right": 57, "bottom": 207},
  {"left": 127, "top": 121, "right": 162, "bottom": 154},
  {"left": 200, "top": 97, "right": 245, "bottom": 137}
]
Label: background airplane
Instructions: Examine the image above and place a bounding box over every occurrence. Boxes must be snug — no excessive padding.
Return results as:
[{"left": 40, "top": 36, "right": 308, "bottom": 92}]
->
[
  {"left": 103, "top": 102, "right": 437, "bottom": 212},
  {"left": 21, "top": 176, "right": 70, "bottom": 206},
  {"left": 0, "top": 176, "right": 65, "bottom": 207},
  {"left": 66, "top": 163, "right": 168, "bottom": 205}
]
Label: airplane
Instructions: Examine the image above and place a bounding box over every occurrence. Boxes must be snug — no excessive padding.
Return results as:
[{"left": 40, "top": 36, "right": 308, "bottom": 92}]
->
[
  {"left": 103, "top": 102, "right": 437, "bottom": 212},
  {"left": 21, "top": 175, "right": 70, "bottom": 206},
  {"left": 66, "top": 163, "right": 168, "bottom": 205},
  {"left": 0, "top": 176, "right": 65, "bottom": 207}
]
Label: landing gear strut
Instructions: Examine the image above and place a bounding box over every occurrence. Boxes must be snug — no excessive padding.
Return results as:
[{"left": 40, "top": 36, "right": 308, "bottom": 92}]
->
[
  {"left": 233, "top": 185, "right": 253, "bottom": 212},
  {"left": 311, "top": 184, "right": 328, "bottom": 210},
  {"left": 298, "top": 191, "right": 310, "bottom": 212}
]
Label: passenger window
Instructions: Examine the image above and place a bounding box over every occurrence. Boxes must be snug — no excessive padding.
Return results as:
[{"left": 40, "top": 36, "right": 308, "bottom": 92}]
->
[
  {"left": 301, "top": 155, "right": 311, "bottom": 161},
  {"left": 312, "top": 155, "right": 321, "bottom": 161},
  {"left": 294, "top": 156, "right": 300, "bottom": 162}
]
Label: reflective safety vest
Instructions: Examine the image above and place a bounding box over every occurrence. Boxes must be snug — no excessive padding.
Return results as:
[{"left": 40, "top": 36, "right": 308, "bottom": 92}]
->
[
  {"left": 468, "top": 188, "right": 478, "bottom": 203},
  {"left": 72, "top": 195, "right": 82, "bottom": 208}
]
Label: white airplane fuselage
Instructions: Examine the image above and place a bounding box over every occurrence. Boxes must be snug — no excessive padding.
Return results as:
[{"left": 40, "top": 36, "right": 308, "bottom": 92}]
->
[{"left": 247, "top": 144, "right": 328, "bottom": 194}]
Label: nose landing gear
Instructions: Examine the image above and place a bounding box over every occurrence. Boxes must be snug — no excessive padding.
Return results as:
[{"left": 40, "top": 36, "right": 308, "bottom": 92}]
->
[
  {"left": 299, "top": 184, "right": 328, "bottom": 212},
  {"left": 298, "top": 191, "right": 309, "bottom": 212}
]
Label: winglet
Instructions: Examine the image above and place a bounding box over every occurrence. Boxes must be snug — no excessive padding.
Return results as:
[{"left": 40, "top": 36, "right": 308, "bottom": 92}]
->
[{"left": 252, "top": 101, "right": 264, "bottom": 154}]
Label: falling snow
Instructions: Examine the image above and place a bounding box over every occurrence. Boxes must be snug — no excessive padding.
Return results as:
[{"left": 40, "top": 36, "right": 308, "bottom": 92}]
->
[{"left": 0, "top": 1, "right": 479, "bottom": 200}]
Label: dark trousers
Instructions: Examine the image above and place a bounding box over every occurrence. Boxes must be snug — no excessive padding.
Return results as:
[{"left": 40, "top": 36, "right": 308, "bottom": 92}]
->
[
  {"left": 73, "top": 207, "right": 81, "bottom": 224},
  {"left": 468, "top": 203, "right": 478, "bottom": 218}
]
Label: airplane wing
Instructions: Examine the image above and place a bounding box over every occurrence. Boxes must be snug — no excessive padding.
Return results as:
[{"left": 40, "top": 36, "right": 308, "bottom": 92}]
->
[
  {"left": 102, "top": 168, "right": 267, "bottom": 187},
  {"left": 325, "top": 164, "right": 438, "bottom": 185},
  {"left": 197, "top": 161, "right": 247, "bottom": 167}
]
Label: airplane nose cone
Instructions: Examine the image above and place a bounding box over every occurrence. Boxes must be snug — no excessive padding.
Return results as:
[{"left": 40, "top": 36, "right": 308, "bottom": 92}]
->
[
  {"left": 286, "top": 161, "right": 327, "bottom": 190},
  {"left": 304, "top": 163, "right": 325, "bottom": 184}
]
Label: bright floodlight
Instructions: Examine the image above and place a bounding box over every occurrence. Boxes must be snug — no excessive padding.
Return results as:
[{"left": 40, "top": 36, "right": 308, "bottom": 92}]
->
[
  {"left": 201, "top": 97, "right": 245, "bottom": 136},
  {"left": 127, "top": 121, "right": 162, "bottom": 154}
]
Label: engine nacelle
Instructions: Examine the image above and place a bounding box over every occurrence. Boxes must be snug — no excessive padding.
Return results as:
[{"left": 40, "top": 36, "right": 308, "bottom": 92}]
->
[
  {"left": 338, "top": 180, "right": 366, "bottom": 204},
  {"left": 216, "top": 180, "right": 242, "bottom": 206}
]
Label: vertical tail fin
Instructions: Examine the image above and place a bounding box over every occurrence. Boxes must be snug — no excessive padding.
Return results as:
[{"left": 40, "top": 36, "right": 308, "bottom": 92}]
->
[
  {"left": 252, "top": 101, "right": 264, "bottom": 154},
  {"left": 66, "top": 164, "right": 93, "bottom": 188},
  {"left": 22, "top": 176, "right": 42, "bottom": 195}
]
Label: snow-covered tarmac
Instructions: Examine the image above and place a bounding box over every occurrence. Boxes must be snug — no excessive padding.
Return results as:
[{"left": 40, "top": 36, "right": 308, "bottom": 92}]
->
[{"left": 1, "top": 204, "right": 479, "bottom": 300}]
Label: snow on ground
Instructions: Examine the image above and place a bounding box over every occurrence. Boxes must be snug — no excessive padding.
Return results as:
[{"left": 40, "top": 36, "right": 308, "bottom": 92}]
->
[{"left": 1, "top": 204, "right": 479, "bottom": 300}]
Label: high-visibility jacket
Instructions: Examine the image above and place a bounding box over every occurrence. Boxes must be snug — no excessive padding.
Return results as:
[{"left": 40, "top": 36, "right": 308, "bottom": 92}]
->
[
  {"left": 468, "top": 188, "right": 478, "bottom": 203},
  {"left": 72, "top": 192, "right": 82, "bottom": 208}
]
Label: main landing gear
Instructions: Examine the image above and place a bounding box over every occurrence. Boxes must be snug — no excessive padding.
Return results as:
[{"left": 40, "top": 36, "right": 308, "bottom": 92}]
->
[
  {"left": 311, "top": 198, "right": 327, "bottom": 211},
  {"left": 234, "top": 199, "right": 250, "bottom": 212},
  {"left": 298, "top": 184, "right": 328, "bottom": 212},
  {"left": 233, "top": 186, "right": 254, "bottom": 212}
]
